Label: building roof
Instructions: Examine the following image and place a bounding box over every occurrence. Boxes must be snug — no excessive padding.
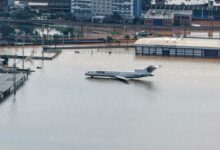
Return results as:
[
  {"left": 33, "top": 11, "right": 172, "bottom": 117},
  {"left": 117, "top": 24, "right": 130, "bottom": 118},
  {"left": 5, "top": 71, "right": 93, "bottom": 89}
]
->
[
  {"left": 174, "top": 10, "right": 192, "bottom": 15},
  {"left": 145, "top": 9, "right": 192, "bottom": 19},
  {"left": 135, "top": 37, "right": 220, "bottom": 49},
  {"left": 28, "top": 2, "right": 48, "bottom": 6},
  {"left": 145, "top": 9, "right": 174, "bottom": 19},
  {"left": 152, "top": 0, "right": 220, "bottom": 6}
]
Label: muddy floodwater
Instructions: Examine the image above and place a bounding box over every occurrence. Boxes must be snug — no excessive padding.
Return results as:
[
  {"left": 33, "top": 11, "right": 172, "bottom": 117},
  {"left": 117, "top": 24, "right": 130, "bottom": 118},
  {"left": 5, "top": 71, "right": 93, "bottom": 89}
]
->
[{"left": 0, "top": 47, "right": 220, "bottom": 150}]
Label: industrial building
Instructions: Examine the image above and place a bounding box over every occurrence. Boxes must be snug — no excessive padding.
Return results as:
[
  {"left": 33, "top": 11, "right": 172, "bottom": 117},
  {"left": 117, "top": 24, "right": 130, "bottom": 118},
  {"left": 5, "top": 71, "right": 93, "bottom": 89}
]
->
[
  {"left": 173, "top": 10, "right": 192, "bottom": 26},
  {"left": 152, "top": 0, "right": 219, "bottom": 6},
  {"left": 144, "top": 9, "right": 192, "bottom": 26},
  {"left": 149, "top": 0, "right": 220, "bottom": 20},
  {"left": 135, "top": 37, "right": 220, "bottom": 58},
  {"left": 144, "top": 9, "right": 174, "bottom": 26}
]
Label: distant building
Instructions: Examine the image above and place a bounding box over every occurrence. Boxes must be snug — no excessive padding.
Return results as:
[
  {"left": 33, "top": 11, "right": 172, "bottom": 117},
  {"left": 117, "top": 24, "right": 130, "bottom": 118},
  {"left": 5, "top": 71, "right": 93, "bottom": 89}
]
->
[
  {"left": 17, "top": 0, "right": 71, "bottom": 13},
  {"left": 144, "top": 9, "right": 174, "bottom": 26},
  {"left": 112, "top": 0, "right": 142, "bottom": 20},
  {"left": 5, "top": 0, "right": 14, "bottom": 6},
  {"left": 71, "top": 0, "right": 92, "bottom": 18},
  {"left": 0, "top": 0, "right": 14, "bottom": 11},
  {"left": 71, "top": 0, "right": 142, "bottom": 21},
  {"left": 173, "top": 10, "right": 192, "bottom": 26},
  {"left": 0, "top": 0, "right": 15, "bottom": 7},
  {"left": 92, "top": 0, "right": 112, "bottom": 16},
  {"left": 135, "top": 37, "right": 220, "bottom": 58},
  {"left": 144, "top": 9, "right": 192, "bottom": 26},
  {"left": 152, "top": 0, "right": 220, "bottom": 6},
  {"left": 112, "top": 0, "right": 135, "bottom": 20},
  {"left": 48, "top": 0, "right": 70, "bottom": 13},
  {"left": 155, "top": 0, "right": 165, "bottom": 5},
  {"left": 134, "top": 0, "right": 142, "bottom": 17}
]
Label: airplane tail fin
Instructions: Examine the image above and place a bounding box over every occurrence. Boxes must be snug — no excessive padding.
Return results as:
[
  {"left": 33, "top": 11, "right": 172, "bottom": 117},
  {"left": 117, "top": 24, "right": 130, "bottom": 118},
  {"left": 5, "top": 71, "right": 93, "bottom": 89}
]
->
[{"left": 145, "top": 65, "right": 160, "bottom": 73}]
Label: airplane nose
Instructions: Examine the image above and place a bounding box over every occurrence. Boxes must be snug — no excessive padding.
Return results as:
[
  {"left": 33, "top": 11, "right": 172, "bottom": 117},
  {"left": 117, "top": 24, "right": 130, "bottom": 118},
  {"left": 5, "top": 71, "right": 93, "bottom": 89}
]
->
[{"left": 85, "top": 72, "right": 89, "bottom": 76}]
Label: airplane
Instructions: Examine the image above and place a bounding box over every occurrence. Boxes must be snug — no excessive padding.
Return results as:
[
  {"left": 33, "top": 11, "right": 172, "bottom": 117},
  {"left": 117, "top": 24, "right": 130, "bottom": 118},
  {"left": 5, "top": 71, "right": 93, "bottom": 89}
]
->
[{"left": 85, "top": 65, "right": 160, "bottom": 81}]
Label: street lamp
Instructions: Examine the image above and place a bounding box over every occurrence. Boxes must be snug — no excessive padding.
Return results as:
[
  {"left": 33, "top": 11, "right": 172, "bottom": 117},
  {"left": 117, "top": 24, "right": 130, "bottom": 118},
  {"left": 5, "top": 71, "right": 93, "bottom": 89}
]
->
[{"left": 22, "top": 32, "right": 25, "bottom": 69}]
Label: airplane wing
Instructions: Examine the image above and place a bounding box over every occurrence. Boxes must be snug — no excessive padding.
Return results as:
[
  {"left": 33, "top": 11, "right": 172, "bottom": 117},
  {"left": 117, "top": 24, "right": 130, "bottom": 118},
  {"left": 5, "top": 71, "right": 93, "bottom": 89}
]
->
[{"left": 114, "top": 76, "right": 129, "bottom": 81}]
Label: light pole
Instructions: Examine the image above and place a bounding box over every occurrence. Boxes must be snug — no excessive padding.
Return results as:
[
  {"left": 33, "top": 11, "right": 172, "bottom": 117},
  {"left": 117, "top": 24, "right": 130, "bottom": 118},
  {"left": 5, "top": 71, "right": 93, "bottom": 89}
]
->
[
  {"left": 41, "top": 24, "right": 45, "bottom": 60},
  {"left": 22, "top": 32, "right": 25, "bottom": 69},
  {"left": 13, "top": 33, "right": 18, "bottom": 96}
]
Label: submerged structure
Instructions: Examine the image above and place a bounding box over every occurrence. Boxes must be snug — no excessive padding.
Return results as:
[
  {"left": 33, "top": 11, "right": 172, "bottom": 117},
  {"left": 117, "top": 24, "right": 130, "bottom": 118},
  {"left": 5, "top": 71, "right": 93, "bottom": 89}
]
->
[{"left": 135, "top": 37, "right": 220, "bottom": 58}]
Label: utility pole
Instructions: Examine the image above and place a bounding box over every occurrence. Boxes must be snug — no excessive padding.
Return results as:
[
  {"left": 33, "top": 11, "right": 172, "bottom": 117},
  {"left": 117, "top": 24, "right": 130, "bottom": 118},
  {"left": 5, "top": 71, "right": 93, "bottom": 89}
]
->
[
  {"left": 13, "top": 60, "right": 16, "bottom": 96},
  {"left": 22, "top": 32, "right": 25, "bottom": 69},
  {"left": 13, "top": 34, "right": 18, "bottom": 96},
  {"left": 41, "top": 24, "right": 45, "bottom": 60},
  {"left": 208, "top": 0, "right": 213, "bottom": 38}
]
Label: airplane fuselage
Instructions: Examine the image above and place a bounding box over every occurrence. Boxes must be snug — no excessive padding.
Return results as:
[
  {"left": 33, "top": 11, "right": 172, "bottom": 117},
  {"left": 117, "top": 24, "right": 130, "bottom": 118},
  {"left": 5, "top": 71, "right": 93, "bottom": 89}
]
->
[
  {"left": 85, "top": 65, "right": 159, "bottom": 81},
  {"left": 85, "top": 70, "right": 152, "bottom": 79}
]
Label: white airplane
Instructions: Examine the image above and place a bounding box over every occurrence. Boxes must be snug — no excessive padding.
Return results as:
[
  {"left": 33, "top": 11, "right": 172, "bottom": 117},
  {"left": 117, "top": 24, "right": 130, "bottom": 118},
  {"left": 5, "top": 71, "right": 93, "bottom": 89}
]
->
[{"left": 85, "top": 65, "right": 160, "bottom": 81}]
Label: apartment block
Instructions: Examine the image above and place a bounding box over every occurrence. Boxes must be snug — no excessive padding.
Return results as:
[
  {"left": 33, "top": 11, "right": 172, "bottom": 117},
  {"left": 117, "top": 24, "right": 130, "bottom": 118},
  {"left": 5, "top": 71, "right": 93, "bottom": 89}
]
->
[
  {"left": 92, "top": 0, "right": 112, "bottom": 16},
  {"left": 71, "top": 0, "right": 142, "bottom": 20},
  {"left": 112, "top": 0, "right": 134, "bottom": 19},
  {"left": 71, "top": 0, "right": 92, "bottom": 17}
]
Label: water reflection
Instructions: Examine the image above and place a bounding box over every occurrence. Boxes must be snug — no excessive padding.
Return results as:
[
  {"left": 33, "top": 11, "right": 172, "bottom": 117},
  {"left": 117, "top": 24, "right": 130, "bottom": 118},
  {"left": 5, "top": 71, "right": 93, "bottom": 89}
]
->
[
  {"left": 85, "top": 77, "right": 128, "bottom": 84},
  {"left": 85, "top": 77, "right": 155, "bottom": 90},
  {"left": 130, "top": 79, "right": 155, "bottom": 90}
]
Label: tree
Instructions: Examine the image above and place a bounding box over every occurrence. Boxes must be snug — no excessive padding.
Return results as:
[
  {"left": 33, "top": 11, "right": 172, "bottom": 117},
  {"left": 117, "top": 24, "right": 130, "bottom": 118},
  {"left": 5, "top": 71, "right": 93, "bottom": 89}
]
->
[
  {"left": 53, "top": 34, "right": 60, "bottom": 49},
  {"left": 19, "top": 24, "right": 34, "bottom": 35},
  {"left": 33, "top": 31, "right": 41, "bottom": 44},
  {"left": 0, "top": 24, "right": 15, "bottom": 39},
  {"left": 11, "top": 7, "right": 37, "bottom": 20},
  {"left": 146, "top": 0, "right": 152, "bottom": 6},
  {"left": 106, "top": 36, "right": 113, "bottom": 43},
  {"left": 1, "top": 55, "right": 9, "bottom": 66},
  {"left": 60, "top": 28, "right": 74, "bottom": 36},
  {"left": 124, "top": 34, "right": 130, "bottom": 45}
]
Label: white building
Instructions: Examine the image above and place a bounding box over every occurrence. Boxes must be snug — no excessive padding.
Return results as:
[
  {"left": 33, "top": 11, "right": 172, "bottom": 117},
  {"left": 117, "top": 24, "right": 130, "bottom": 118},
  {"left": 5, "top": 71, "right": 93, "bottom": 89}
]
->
[
  {"left": 152, "top": 0, "right": 220, "bottom": 6},
  {"left": 71, "top": 0, "right": 92, "bottom": 18},
  {"left": 71, "top": 0, "right": 141, "bottom": 20},
  {"left": 112, "top": 0, "right": 134, "bottom": 19},
  {"left": 92, "top": 0, "right": 112, "bottom": 16}
]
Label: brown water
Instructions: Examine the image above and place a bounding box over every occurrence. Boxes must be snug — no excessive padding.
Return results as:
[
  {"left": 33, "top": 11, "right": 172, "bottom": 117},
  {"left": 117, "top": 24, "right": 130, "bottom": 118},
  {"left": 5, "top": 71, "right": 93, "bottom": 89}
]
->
[{"left": 0, "top": 48, "right": 220, "bottom": 150}]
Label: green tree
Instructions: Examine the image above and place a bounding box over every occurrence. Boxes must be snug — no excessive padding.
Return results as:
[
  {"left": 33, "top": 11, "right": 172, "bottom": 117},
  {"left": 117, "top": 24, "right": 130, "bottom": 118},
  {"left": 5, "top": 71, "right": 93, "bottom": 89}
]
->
[
  {"left": 106, "top": 36, "right": 113, "bottom": 43},
  {"left": 146, "top": 0, "right": 152, "bottom": 6},
  {"left": 33, "top": 31, "right": 41, "bottom": 44},
  {"left": 53, "top": 34, "right": 60, "bottom": 49},
  {"left": 124, "top": 34, "right": 130, "bottom": 45},
  {"left": 0, "top": 24, "right": 15, "bottom": 39},
  {"left": 19, "top": 24, "right": 34, "bottom": 35},
  {"left": 11, "top": 7, "right": 37, "bottom": 20},
  {"left": 1, "top": 55, "right": 9, "bottom": 66}
]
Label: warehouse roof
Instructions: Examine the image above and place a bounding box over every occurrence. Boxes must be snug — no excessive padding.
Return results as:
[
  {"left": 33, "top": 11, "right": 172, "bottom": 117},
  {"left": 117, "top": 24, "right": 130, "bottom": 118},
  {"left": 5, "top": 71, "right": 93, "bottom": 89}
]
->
[
  {"left": 151, "top": 0, "right": 220, "bottom": 6},
  {"left": 145, "top": 9, "right": 174, "bottom": 19},
  {"left": 135, "top": 37, "right": 220, "bottom": 49}
]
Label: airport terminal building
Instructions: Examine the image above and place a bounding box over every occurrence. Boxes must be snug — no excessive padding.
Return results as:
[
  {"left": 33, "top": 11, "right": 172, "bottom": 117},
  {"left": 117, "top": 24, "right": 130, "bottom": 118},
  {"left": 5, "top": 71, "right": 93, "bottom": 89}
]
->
[{"left": 135, "top": 37, "right": 220, "bottom": 58}]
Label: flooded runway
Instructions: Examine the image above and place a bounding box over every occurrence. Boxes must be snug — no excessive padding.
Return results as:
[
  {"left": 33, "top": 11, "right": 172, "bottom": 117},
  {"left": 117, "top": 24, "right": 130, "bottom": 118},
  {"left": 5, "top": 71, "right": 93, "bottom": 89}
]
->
[{"left": 0, "top": 48, "right": 220, "bottom": 150}]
